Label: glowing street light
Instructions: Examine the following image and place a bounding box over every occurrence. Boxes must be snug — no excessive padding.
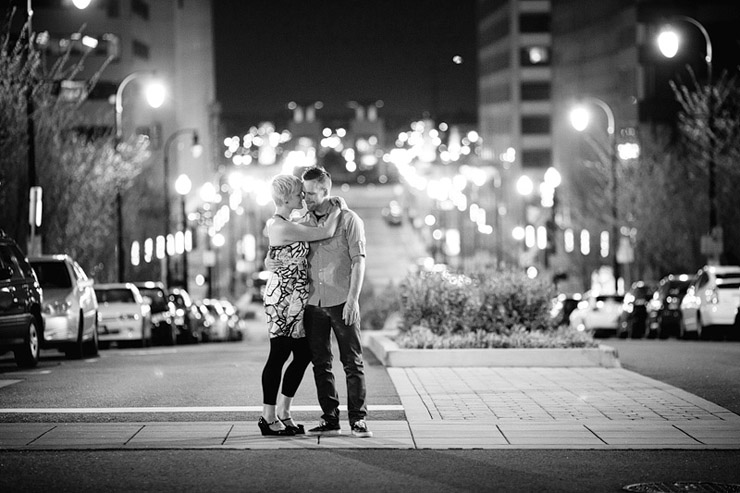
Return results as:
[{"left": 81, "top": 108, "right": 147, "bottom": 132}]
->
[
  {"left": 163, "top": 129, "right": 201, "bottom": 288},
  {"left": 570, "top": 97, "right": 620, "bottom": 293},
  {"left": 114, "top": 70, "right": 166, "bottom": 281},
  {"left": 657, "top": 16, "right": 719, "bottom": 261}
]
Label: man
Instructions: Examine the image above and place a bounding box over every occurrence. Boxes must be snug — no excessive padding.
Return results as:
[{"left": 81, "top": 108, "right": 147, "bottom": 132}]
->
[{"left": 295, "top": 167, "right": 372, "bottom": 438}]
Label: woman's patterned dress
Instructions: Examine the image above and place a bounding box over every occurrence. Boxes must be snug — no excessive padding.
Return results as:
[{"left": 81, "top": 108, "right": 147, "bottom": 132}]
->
[{"left": 263, "top": 241, "right": 309, "bottom": 338}]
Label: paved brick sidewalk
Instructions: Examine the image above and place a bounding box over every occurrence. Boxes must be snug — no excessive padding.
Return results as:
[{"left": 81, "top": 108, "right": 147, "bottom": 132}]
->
[{"left": 2, "top": 366, "right": 739, "bottom": 450}]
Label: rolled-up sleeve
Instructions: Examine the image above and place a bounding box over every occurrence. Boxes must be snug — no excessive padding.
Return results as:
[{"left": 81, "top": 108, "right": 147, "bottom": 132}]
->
[{"left": 345, "top": 212, "right": 366, "bottom": 259}]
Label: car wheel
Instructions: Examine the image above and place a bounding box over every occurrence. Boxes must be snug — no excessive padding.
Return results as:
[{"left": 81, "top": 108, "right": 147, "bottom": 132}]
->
[
  {"left": 697, "top": 314, "right": 711, "bottom": 340},
  {"left": 165, "top": 324, "right": 177, "bottom": 346},
  {"left": 65, "top": 311, "right": 86, "bottom": 359},
  {"left": 83, "top": 315, "right": 99, "bottom": 357},
  {"left": 14, "top": 318, "right": 40, "bottom": 368},
  {"left": 657, "top": 318, "right": 669, "bottom": 340}
]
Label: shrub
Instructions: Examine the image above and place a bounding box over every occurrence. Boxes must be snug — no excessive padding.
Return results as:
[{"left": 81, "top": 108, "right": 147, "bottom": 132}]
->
[
  {"left": 361, "top": 265, "right": 597, "bottom": 349},
  {"left": 360, "top": 281, "right": 402, "bottom": 331}
]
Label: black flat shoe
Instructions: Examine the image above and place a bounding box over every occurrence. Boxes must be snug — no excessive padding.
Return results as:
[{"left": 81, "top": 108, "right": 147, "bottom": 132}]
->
[
  {"left": 258, "top": 417, "right": 295, "bottom": 436},
  {"left": 279, "top": 417, "right": 305, "bottom": 435}
]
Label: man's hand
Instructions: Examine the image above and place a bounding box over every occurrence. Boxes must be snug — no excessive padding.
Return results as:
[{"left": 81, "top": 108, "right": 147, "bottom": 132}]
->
[{"left": 343, "top": 299, "right": 360, "bottom": 325}]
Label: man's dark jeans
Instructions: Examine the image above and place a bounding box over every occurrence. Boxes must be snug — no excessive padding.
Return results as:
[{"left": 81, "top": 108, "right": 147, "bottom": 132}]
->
[{"left": 304, "top": 303, "right": 367, "bottom": 426}]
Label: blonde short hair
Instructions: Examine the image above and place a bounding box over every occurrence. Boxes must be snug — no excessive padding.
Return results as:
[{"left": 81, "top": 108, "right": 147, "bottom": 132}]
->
[{"left": 270, "top": 174, "right": 303, "bottom": 205}]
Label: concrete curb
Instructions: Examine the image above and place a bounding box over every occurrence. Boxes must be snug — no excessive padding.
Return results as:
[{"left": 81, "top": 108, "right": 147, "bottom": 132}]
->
[{"left": 363, "top": 331, "right": 621, "bottom": 368}]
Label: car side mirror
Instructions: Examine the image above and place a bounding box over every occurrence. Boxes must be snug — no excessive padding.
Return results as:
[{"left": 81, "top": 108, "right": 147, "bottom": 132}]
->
[{"left": 0, "top": 265, "right": 13, "bottom": 281}]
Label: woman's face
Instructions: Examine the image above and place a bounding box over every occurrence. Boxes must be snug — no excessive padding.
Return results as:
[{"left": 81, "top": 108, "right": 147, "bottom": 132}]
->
[{"left": 286, "top": 187, "right": 305, "bottom": 210}]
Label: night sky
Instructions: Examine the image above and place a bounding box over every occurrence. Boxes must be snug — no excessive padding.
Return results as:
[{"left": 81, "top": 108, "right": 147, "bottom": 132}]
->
[{"left": 213, "top": 0, "right": 478, "bottom": 132}]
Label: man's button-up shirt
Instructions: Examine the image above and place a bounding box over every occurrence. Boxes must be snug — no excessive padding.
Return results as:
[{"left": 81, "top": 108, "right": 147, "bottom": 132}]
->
[{"left": 302, "top": 208, "right": 366, "bottom": 307}]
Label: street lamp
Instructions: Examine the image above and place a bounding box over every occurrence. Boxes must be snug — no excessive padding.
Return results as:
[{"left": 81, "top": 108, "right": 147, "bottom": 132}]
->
[
  {"left": 657, "top": 16, "right": 719, "bottom": 261},
  {"left": 163, "top": 129, "right": 202, "bottom": 288},
  {"left": 113, "top": 70, "right": 165, "bottom": 282},
  {"left": 174, "top": 174, "right": 192, "bottom": 292},
  {"left": 569, "top": 97, "right": 620, "bottom": 293}
]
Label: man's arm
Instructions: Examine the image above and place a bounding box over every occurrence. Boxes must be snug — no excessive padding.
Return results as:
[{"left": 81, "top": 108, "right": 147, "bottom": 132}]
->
[{"left": 343, "top": 256, "right": 365, "bottom": 325}]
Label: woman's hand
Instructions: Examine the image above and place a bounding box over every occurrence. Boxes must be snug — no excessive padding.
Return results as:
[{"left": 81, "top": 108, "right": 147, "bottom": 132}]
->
[{"left": 329, "top": 196, "right": 348, "bottom": 210}]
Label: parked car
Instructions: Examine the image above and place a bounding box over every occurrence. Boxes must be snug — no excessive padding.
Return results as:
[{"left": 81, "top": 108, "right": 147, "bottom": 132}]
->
[
  {"left": 381, "top": 200, "right": 403, "bottom": 226},
  {"left": 0, "top": 231, "right": 44, "bottom": 368},
  {"left": 168, "top": 287, "right": 202, "bottom": 343},
  {"left": 200, "top": 299, "right": 230, "bottom": 342},
  {"left": 550, "top": 293, "right": 582, "bottom": 327},
  {"left": 134, "top": 282, "right": 177, "bottom": 346},
  {"left": 569, "top": 292, "right": 624, "bottom": 338},
  {"left": 219, "top": 299, "right": 246, "bottom": 341},
  {"left": 679, "top": 265, "right": 740, "bottom": 340},
  {"left": 29, "top": 255, "right": 99, "bottom": 358},
  {"left": 616, "top": 281, "right": 654, "bottom": 339},
  {"left": 647, "top": 274, "right": 692, "bottom": 339},
  {"left": 94, "top": 283, "right": 152, "bottom": 348}
]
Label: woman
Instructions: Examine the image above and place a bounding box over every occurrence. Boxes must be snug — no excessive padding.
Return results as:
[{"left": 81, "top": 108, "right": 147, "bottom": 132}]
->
[{"left": 258, "top": 174, "right": 342, "bottom": 436}]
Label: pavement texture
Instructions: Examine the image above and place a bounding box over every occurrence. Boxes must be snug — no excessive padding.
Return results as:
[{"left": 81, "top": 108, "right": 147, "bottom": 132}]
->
[{"left": 2, "top": 365, "right": 739, "bottom": 450}]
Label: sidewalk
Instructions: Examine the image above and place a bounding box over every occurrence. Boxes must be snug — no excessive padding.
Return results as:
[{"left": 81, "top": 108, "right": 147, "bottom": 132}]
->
[{"left": 2, "top": 366, "right": 739, "bottom": 450}]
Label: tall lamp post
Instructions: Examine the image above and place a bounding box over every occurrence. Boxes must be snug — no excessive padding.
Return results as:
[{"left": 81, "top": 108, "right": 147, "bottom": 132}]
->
[
  {"left": 113, "top": 70, "right": 165, "bottom": 282},
  {"left": 570, "top": 97, "right": 620, "bottom": 294},
  {"left": 163, "top": 129, "right": 201, "bottom": 288},
  {"left": 174, "top": 174, "right": 192, "bottom": 292},
  {"left": 657, "top": 16, "right": 719, "bottom": 262}
]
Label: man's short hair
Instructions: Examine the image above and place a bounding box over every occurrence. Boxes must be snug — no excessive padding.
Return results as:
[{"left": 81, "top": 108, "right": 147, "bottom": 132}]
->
[
  {"left": 302, "top": 167, "right": 332, "bottom": 189},
  {"left": 270, "top": 174, "right": 303, "bottom": 205}
]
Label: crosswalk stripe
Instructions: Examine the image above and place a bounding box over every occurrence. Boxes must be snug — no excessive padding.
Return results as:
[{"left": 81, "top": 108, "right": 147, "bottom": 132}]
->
[{"left": 0, "top": 405, "right": 404, "bottom": 413}]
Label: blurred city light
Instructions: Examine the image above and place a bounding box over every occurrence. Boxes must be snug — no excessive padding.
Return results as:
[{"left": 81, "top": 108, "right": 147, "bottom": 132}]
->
[
  {"left": 145, "top": 80, "right": 166, "bottom": 109},
  {"left": 72, "top": 0, "right": 92, "bottom": 8},
  {"left": 516, "top": 175, "right": 534, "bottom": 196}
]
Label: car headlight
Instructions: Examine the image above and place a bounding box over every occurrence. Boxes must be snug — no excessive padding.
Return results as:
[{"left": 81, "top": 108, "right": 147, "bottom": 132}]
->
[{"left": 43, "top": 300, "right": 71, "bottom": 316}]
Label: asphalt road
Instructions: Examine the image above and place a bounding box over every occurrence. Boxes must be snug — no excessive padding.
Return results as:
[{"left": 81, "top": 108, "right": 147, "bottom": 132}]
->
[
  {"left": 605, "top": 338, "right": 740, "bottom": 415},
  {"left": 2, "top": 331, "right": 740, "bottom": 492}
]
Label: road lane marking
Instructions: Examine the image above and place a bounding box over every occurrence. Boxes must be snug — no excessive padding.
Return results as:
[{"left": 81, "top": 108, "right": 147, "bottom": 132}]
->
[
  {"left": 0, "top": 380, "right": 22, "bottom": 389},
  {"left": 0, "top": 405, "right": 404, "bottom": 413},
  {"left": 7, "top": 370, "right": 52, "bottom": 375}
]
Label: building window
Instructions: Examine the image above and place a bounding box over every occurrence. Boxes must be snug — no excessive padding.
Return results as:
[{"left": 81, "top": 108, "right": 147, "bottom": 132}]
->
[
  {"left": 86, "top": 81, "right": 118, "bottom": 101},
  {"left": 132, "top": 39, "right": 150, "bottom": 59},
  {"left": 520, "top": 46, "right": 550, "bottom": 66},
  {"left": 521, "top": 82, "right": 550, "bottom": 101},
  {"left": 521, "top": 116, "right": 551, "bottom": 134},
  {"left": 131, "top": 0, "right": 150, "bottom": 20},
  {"left": 519, "top": 13, "right": 550, "bottom": 33},
  {"left": 479, "top": 15, "right": 510, "bottom": 47},
  {"left": 521, "top": 149, "right": 552, "bottom": 168},
  {"left": 480, "top": 83, "right": 510, "bottom": 105}
]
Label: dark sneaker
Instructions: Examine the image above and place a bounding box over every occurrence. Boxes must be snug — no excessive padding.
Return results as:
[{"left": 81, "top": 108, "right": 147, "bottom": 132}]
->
[
  {"left": 306, "top": 420, "right": 341, "bottom": 436},
  {"left": 351, "top": 419, "right": 373, "bottom": 438}
]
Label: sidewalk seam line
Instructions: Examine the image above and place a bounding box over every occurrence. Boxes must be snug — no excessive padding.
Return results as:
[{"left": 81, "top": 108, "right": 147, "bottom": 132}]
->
[
  {"left": 496, "top": 424, "right": 511, "bottom": 445},
  {"left": 222, "top": 424, "right": 234, "bottom": 445},
  {"left": 25, "top": 424, "right": 56, "bottom": 446},
  {"left": 672, "top": 424, "right": 705, "bottom": 445},
  {"left": 583, "top": 424, "right": 608, "bottom": 445},
  {"left": 124, "top": 425, "right": 145, "bottom": 446}
]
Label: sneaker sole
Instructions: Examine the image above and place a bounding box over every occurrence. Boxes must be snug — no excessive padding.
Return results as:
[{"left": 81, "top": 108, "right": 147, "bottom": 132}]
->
[{"left": 351, "top": 432, "right": 373, "bottom": 438}]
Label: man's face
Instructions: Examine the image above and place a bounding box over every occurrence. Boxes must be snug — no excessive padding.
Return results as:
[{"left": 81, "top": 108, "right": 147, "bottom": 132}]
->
[{"left": 303, "top": 180, "right": 328, "bottom": 212}]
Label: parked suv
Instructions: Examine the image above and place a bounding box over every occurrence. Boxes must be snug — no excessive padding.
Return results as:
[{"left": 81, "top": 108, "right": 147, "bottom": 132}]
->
[
  {"left": 29, "top": 254, "right": 99, "bottom": 358},
  {"left": 0, "top": 231, "right": 44, "bottom": 367},
  {"left": 680, "top": 265, "right": 740, "bottom": 340}
]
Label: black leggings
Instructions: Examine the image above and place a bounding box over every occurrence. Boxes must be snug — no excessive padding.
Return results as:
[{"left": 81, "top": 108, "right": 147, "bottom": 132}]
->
[{"left": 261, "top": 336, "right": 312, "bottom": 405}]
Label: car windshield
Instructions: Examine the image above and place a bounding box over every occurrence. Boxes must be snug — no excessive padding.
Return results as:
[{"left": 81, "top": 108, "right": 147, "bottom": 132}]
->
[
  {"left": 31, "top": 261, "right": 72, "bottom": 289},
  {"left": 716, "top": 281, "right": 740, "bottom": 290},
  {"left": 95, "top": 288, "right": 135, "bottom": 303},
  {"left": 595, "top": 295, "right": 623, "bottom": 303},
  {"left": 139, "top": 288, "right": 168, "bottom": 312}
]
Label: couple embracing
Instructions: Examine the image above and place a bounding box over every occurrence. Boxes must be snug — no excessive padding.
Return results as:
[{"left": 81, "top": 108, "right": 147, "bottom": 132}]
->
[{"left": 258, "top": 166, "right": 372, "bottom": 438}]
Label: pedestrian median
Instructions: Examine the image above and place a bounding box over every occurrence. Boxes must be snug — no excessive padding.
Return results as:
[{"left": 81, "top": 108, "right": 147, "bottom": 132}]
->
[{"left": 363, "top": 330, "right": 621, "bottom": 368}]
